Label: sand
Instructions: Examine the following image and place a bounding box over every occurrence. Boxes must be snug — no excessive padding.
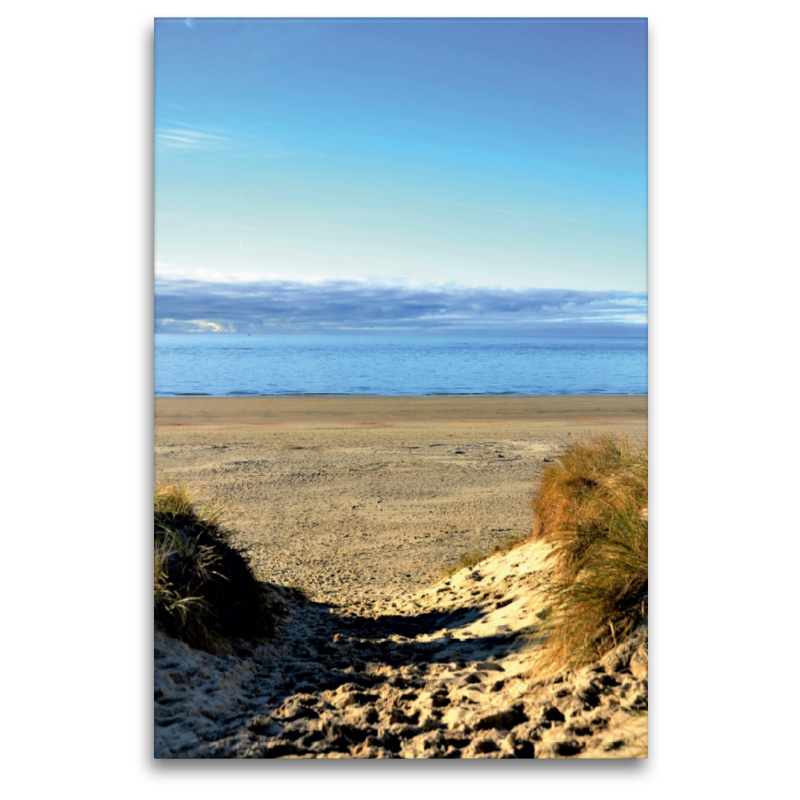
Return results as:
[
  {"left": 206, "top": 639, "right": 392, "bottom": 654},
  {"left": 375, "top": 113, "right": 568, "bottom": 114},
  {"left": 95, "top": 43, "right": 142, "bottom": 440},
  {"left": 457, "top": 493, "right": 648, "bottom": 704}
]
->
[
  {"left": 154, "top": 395, "right": 648, "bottom": 758},
  {"left": 155, "top": 540, "right": 648, "bottom": 759},
  {"left": 155, "top": 395, "right": 646, "bottom": 603}
]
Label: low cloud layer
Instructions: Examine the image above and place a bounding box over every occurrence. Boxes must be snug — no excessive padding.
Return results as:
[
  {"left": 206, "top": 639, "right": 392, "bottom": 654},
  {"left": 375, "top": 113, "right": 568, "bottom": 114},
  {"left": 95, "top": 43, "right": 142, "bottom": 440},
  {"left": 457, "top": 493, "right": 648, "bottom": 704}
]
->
[{"left": 155, "top": 276, "right": 647, "bottom": 334}]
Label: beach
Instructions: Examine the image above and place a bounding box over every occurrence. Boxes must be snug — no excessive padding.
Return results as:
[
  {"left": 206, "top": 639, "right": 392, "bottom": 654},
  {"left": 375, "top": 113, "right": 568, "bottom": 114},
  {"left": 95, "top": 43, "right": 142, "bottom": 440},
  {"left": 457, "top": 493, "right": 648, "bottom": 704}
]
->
[
  {"left": 155, "top": 396, "right": 646, "bottom": 603},
  {"left": 155, "top": 395, "right": 647, "bottom": 758}
]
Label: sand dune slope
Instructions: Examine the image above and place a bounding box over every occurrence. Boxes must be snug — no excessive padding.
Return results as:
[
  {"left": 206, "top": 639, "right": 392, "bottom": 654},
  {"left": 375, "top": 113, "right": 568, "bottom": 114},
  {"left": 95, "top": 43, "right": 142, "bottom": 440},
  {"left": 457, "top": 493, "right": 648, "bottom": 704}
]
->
[{"left": 155, "top": 536, "right": 647, "bottom": 759}]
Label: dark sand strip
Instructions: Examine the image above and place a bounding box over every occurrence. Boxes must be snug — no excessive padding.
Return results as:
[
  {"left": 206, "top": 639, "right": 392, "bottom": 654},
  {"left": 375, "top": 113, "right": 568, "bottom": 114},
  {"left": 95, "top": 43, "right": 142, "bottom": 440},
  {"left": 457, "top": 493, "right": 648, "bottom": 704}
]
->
[{"left": 155, "top": 395, "right": 647, "bottom": 427}]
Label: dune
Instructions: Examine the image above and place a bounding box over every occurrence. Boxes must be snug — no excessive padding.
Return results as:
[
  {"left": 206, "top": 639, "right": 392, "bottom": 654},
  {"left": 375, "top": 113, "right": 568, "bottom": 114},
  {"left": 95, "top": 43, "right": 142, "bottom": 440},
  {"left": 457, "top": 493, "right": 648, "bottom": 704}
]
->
[
  {"left": 154, "top": 396, "right": 647, "bottom": 758},
  {"left": 155, "top": 534, "right": 647, "bottom": 758}
]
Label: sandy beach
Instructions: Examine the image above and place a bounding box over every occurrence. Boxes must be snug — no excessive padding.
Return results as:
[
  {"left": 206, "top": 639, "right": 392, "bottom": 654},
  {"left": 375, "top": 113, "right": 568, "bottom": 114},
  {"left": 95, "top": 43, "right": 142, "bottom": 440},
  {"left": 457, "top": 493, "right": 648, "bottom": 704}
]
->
[
  {"left": 155, "top": 395, "right": 647, "bottom": 758},
  {"left": 155, "top": 396, "right": 646, "bottom": 603}
]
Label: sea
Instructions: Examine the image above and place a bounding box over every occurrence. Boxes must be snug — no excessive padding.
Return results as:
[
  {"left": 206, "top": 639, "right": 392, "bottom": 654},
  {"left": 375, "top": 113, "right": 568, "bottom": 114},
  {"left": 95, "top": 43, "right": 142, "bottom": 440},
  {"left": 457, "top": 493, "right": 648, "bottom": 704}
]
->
[{"left": 154, "top": 333, "right": 647, "bottom": 397}]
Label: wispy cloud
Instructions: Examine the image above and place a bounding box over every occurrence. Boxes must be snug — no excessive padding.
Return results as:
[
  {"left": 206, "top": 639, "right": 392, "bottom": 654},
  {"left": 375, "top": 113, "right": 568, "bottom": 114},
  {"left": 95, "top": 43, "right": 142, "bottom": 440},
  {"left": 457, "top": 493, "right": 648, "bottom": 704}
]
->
[
  {"left": 154, "top": 127, "right": 294, "bottom": 160},
  {"left": 160, "top": 318, "right": 235, "bottom": 333},
  {"left": 155, "top": 275, "right": 647, "bottom": 333},
  {"left": 156, "top": 127, "right": 228, "bottom": 150}
]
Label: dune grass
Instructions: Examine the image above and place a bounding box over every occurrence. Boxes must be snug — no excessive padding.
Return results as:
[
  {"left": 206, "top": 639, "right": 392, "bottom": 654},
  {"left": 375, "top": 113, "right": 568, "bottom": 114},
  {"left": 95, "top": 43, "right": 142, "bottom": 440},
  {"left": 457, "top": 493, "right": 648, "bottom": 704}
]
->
[
  {"left": 443, "top": 531, "right": 525, "bottom": 577},
  {"left": 154, "top": 483, "right": 278, "bottom": 652},
  {"left": 532, "top": 434, "right": 648, "bottom": 670}
]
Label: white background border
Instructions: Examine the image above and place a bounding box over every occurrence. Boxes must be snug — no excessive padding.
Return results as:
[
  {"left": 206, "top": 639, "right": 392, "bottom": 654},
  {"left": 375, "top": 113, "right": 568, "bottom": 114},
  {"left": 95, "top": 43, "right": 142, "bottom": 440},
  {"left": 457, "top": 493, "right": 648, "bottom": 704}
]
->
[{"left": 3, "top": 1, "right": 797, "bottom": 794}]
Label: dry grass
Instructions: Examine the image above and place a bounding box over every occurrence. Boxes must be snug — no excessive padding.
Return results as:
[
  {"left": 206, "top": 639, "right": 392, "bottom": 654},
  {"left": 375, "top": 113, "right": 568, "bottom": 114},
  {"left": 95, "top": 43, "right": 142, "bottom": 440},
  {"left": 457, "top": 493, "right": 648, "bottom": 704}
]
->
[
  {"left": 531, "top": 435, "right": 647, "bottom": 670},
  {"left": 443, "top": 531, "right": 525, "bottom": 577},
  {"left": 154, "top": 482, "right": 278, "bottom": 652}
]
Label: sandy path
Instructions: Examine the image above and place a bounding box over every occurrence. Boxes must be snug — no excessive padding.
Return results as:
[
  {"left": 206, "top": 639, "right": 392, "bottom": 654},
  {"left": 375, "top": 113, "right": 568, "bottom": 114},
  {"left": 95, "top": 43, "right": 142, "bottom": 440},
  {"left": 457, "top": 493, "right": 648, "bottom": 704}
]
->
[
  {"left": 155, "top": 536, "right": 648, "bottom": 758},
  {"left": 154, "top": 396, "right": 647, "bottom": 758},
  {"left": 154, "top": 396, "right": 646, "bottom": 603}
]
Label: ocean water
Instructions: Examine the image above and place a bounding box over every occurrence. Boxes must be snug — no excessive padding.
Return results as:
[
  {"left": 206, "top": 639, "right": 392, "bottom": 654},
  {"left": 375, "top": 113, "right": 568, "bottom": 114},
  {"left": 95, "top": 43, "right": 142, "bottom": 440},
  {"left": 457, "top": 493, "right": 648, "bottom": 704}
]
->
[{"left": 154, "top": 333, "right": 647, "bottom": 397}]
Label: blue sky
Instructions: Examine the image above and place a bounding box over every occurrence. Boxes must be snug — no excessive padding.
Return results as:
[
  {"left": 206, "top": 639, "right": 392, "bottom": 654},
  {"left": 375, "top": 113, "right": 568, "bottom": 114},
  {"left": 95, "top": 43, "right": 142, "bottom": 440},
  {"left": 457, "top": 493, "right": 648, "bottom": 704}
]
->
[{"left": 155, "top": 18, "right": 647, "bottom": 332}]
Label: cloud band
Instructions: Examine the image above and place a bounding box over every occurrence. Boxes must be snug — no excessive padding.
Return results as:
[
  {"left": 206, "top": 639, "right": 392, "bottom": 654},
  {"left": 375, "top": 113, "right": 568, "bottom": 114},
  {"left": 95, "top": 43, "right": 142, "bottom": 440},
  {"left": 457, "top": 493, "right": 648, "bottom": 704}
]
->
[{"left": 155, "top": 276, "right": 647, "bottom": 334}]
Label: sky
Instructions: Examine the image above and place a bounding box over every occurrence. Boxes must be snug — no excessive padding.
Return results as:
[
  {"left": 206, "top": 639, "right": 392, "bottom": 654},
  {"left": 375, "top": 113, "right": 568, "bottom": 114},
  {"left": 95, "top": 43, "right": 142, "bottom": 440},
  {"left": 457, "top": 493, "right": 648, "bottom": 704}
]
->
[{"left": 155, "top": 18, "right": 647, "bottom": 333}]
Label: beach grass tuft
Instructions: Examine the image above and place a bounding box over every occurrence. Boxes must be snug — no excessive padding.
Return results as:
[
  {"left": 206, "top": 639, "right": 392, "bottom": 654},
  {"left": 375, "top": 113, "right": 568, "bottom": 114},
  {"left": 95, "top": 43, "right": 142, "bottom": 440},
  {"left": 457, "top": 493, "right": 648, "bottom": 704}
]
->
[
  {"left": 444, "top": 550, "right": 488, "bottom": 576},
  {"left": 444, "top": 531, "right": 525, "bottom": 577},
  {"left": 532, "top": 434, "right": 647, "bottom": 670},
  {"left": 154, "top": 482, "right": 278, "bottom": 652}
]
